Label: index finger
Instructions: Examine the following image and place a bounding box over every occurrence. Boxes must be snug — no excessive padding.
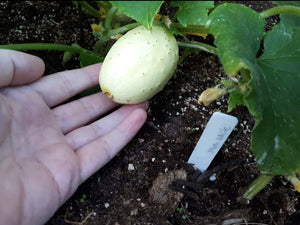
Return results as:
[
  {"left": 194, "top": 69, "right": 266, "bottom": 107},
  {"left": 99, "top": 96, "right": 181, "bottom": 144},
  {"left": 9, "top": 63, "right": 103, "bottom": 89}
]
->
[
  {"left": 77, "top": 108, "right": 147, "bottom": 182},
  {"left": 30, "top": 63, "right": 101, "bottom": 107},
  {"left": 0, "top": 50, "right": 45, "bottom": 88}
]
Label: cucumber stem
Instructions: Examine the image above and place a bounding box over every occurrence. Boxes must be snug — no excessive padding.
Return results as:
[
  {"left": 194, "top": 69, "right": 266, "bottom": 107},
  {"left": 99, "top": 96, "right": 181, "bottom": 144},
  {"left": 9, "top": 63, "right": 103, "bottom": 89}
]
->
[
  {"left": 172, "top": 24, "right": 211, "bottom": 35},
  {"left": 260, "top": 5, "right": 300, "bottom": 18},
  {"left": 94, "top": 37, "right": 110, "bottom": 53},
  {"left": 94, "top": 23, "right": 140, "bottom": 52},
  {"left": 104, "top": 6, "right": 117, "bottom": 31},
  {"left": 107, "top": 23, "right": 140, "bottom": 36},
  {"left": 77, "top": 1, "right": 102, "bottom": 18},
  {"left": 177, "top": 41, "right": 217, "bottom": 55},
  {"left": 243, "top": 174, "right": 274, "bottom": 200},
  {"left": 0, "top": 43, "right": 101, "bottom": 57}
]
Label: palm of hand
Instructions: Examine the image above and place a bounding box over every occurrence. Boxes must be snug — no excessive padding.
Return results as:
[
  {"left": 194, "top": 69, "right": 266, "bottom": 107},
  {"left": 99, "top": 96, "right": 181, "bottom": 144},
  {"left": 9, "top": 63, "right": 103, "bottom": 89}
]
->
[
  {"left": 1, "top": 86, "right": 81, "bottom": 222},
  {"left": 0, "top": 50, "right": 147, "bottom": 225}
]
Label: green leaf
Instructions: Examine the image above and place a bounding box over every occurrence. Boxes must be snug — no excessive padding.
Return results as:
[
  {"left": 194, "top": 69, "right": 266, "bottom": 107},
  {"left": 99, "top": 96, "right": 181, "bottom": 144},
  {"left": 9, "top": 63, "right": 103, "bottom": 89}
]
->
[
  {"left": 209, "top": 3, "right": 300, "bottom": 175},
  {"left": 79, "top": 51, "right": 104, "bottom": 67},
  {"left": 228, "top": 89, "right": 244, "bottom": 112},
  {"left": 171, "top": 1, "right": 214, "bottom": 27},
  {"left": 110, "top": 1, "right": 163, "bottom": 29},
  {"left": 256, "top": 1, "right": 300, "bottom": 174},
  {"left": 62, "top": 51, "right": 74, "bottom": 65},
  {"left": 253, "top": 21, "right": 300, "bottom": 175},
  {"left": 207, "top": 3, "right": 265, "bottom": 115},
  {"left": 207, "top": 3, "right": 265, "bottom": 76},
  {"left": 79, "top": 86, "right": 101, "bottom": 98},
  {"left": 62, "top": 43, "right": 81, "bottom": 65}
]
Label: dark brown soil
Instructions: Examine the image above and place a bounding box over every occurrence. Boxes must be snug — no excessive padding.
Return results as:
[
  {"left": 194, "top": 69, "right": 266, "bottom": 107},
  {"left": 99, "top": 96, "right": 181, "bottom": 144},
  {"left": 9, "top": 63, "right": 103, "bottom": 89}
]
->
[{"left": 1, "top": 1, "right": 299, "bottom": 225}]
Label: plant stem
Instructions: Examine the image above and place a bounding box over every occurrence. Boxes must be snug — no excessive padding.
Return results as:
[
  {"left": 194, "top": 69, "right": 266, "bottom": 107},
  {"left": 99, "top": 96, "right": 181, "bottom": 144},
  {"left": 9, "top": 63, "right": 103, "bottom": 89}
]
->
[
  {"left": 94, "top": 23, "right": 140, "bottom": 52},
  {"left": 171, "top": 11, "right": 179, "bottom": 22},
  {"left": 172, "top": 23, "right": 211, "bottom": 35},
  {"left": 177, "top": 41, "right": 217, "bottom": 55},
  {"left": 77, "top": 1, "right": 102, "bottom": 18},
  {"left": 260, "top": 5, "right": 300, "bottom": 18},
  {"left": 0, "top": 43, "right": 100, "bottom": 56},
  {"left": 107, "top": 23, "right": 140, "bottom": 36},
  {"left": 104, "top": 6, "right": 117, "bottom": 30},
  {"left": 94, "top": 37, "right": 110, "bottom": 53},
  {"left": 243, "top": 174, "right": 274, "bottom": 200}
]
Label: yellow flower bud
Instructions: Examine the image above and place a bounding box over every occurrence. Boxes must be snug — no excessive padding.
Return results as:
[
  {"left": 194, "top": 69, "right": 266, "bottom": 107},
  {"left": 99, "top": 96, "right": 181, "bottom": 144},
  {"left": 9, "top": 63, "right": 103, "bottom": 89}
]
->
[
  {"left": 198, "top": 87, "right": 227, "bottom": 106},
  {"left": 91, "top": 24, "right": 102, "bottom": 32}
]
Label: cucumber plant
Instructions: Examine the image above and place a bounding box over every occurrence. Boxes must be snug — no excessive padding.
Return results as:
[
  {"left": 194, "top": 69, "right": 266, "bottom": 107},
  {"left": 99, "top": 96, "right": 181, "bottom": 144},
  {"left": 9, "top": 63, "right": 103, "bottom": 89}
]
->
[{"left": 1, "top": 1, "right": 300, "bottom": 200}]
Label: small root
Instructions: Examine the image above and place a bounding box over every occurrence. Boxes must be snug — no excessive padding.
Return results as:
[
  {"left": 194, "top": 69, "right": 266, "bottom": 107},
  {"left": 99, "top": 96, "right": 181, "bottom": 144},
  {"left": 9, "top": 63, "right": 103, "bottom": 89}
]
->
[{"left": 64, "top": 211, "right": 95, "bottom": 225}]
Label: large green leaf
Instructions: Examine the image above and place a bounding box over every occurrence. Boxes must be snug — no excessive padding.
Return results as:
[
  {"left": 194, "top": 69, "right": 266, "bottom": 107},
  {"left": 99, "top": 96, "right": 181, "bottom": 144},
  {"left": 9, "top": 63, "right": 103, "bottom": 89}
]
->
[
  {"left": 110, "top": 1, "right": 163, "bottom": 29},
  {"left": 207, "top": 3, "right": 265, "bottom": 116},
  {"left": 171, "top": 1, "right": 214, "bottom": 27},
  {"left": 207, "top": 3, "right": 265, "bottom": 76},
  {"left": 208, "top": 3, "right": 300, "bottom": 175},
  {"left": 251, "top": 2, "right": 300, "bottom": 175},
  {"left": 253, "top": 14, "right": 300, "bottom": 175}
]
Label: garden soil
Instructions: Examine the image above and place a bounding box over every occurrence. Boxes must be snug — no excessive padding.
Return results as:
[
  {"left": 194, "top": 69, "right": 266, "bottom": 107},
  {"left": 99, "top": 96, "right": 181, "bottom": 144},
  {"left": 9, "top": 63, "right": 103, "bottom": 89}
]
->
[{"left": 1, "top": 1, "right": 299, "bottom": 225}]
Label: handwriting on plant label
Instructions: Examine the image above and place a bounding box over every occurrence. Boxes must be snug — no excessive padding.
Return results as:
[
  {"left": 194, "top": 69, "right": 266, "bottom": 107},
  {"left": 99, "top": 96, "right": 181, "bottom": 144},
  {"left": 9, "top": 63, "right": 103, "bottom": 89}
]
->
[
  {"left": 208, "top": 124, "right": 232, "bottom": 153},
  {"left": 188, "top": 112, "right": 238, "bottom": 172}
]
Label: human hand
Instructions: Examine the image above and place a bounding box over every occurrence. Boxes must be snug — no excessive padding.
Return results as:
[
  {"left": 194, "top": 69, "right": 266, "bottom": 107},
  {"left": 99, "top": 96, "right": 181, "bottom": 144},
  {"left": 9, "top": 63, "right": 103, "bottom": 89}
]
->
[{"left": 0, "top": 50, "right": 147, "bottom": 225}]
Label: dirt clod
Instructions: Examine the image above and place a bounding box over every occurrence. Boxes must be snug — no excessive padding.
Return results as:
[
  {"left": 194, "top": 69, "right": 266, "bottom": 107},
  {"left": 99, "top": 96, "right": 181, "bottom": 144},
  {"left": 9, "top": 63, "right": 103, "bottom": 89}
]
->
[{"left": 148, "top": 169, "right": 187, "bottom": 214}]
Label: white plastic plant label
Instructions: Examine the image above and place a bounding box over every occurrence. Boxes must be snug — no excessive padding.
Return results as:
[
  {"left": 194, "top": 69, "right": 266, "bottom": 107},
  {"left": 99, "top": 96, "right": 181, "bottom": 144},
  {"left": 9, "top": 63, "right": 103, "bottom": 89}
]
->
[{"left": 188, "top": 112, "right": 238, "bottom": 172}]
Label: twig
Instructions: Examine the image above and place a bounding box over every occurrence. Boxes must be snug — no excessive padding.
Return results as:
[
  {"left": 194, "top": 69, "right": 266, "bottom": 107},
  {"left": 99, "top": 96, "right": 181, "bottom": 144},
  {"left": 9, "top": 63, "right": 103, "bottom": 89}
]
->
[{"left": 64, "top": 211, "right": 95, "bottom": 225}]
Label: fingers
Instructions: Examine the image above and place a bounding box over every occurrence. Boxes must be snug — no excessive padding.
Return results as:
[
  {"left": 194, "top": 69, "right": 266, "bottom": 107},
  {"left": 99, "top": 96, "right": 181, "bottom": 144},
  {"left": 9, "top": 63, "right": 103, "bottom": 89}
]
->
[
  {"left": 30, "top": 63, "right": 101, "bottom": 107},
  {"left": 53, "top": 92, "right": 118, "bottom": 134},
  {"left": 0, "top": 50, "right": 45, "bottom": 88},
  {"left": 77, "top": 107, "right": 147, "bottom": 182},
  {"left": 66, "top": 102, "right": 148, "bottom": 150}
]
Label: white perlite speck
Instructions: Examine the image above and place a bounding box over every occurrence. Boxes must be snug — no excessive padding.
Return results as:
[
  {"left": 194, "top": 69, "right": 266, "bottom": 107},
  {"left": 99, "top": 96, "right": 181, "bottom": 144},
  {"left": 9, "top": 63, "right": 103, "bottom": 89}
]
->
[{"left": 128, "top": 163, "right": 135, "bottom": 171}]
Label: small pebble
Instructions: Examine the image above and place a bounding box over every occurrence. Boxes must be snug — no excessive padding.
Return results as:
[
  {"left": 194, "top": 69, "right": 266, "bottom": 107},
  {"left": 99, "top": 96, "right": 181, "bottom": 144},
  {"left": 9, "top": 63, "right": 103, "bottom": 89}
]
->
[
  {"left": 128, "top": 164, "right": 135, "bottom": 171},
  {"left": 130, "top": 208, "right": 138, "bottom": 216},
  {"left": 209, "top": 174, "right": 217, "bottom": 181}
]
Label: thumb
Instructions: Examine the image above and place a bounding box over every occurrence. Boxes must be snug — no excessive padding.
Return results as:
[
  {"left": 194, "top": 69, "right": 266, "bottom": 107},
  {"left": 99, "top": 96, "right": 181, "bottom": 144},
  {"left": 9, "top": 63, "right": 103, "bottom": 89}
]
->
[{"left": 0, "top": 49, "right": 45, "bottom": 88}]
